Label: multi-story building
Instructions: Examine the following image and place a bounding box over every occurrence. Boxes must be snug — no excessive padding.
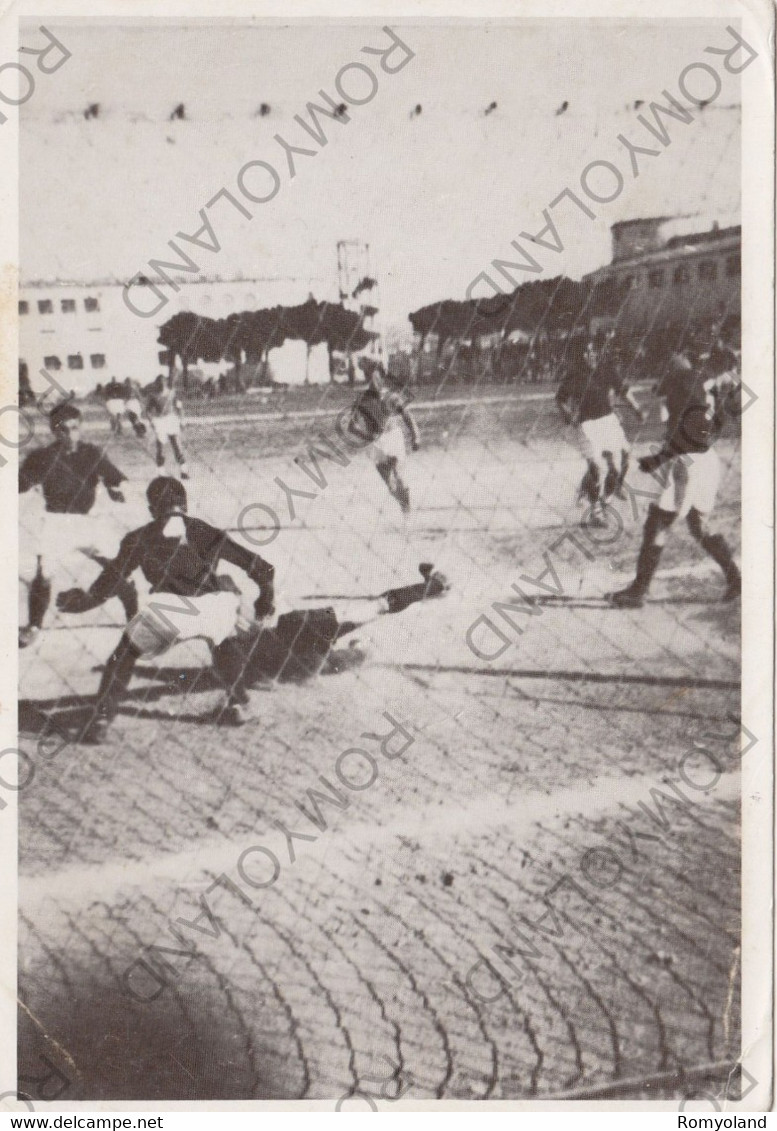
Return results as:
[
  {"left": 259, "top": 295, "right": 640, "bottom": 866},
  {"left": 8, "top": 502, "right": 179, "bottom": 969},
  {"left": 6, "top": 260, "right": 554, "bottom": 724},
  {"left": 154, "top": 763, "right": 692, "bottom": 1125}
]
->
[
  {"left": 584, "top": 216, "right": 741, "bottom": 337},
  {"left": 18, "top": 274, "right": 337, "bottom": 396}
]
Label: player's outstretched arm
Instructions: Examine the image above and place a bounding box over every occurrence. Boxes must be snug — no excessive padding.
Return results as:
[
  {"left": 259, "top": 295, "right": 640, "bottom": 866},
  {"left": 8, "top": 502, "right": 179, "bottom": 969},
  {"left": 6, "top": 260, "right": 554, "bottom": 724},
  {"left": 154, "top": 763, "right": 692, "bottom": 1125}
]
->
[
  {"left": 96, "top": 450, "right": 127, "bottom": 501},
  {"left": 214, "top": 531, "right": 276, "bottom": 619},
  {"left": 638, "top": 448, "right": 672, "bottom": 474},
  {"left": 622, "top": 387, "right": 645, "bottom": 421},
  {"left": 19, "top": 449, "right": 42, "bottom": 494},
  {"left": 56, "top": 534, "right": 140, "bottom": 613},
  {"left": 401, "top": 405, "right": 421, "bottom": 450}
]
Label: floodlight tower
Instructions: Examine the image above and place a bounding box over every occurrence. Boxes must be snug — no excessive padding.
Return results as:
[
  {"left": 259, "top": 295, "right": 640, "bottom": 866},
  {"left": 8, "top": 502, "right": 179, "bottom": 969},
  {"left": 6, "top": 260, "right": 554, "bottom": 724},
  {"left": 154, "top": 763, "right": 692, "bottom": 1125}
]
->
[{"left": 336, "top": 240, "right": 384, "bottom": 370}]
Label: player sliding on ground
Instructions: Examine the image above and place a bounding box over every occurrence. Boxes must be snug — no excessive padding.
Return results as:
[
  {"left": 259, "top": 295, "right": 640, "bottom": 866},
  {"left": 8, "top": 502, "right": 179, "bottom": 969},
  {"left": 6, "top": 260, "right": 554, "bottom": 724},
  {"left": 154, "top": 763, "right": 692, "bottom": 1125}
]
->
[
  {"left": 18, "top": 401, "right": 136, "bottom": 648},
  {"left": 556, "top": 339, "right": 643, "bottom": 527},
  {"left": 607, "top": 352, "right": 741, "bottom": 609},
  {"left": 57, "top": 477, "right": 449, "bottom": 743},
  {"left": 348, "top": 366, "right": 420, "bottom": 512},
  {"left": 57, "top": 476, "right": 276, "bottom": 741}
]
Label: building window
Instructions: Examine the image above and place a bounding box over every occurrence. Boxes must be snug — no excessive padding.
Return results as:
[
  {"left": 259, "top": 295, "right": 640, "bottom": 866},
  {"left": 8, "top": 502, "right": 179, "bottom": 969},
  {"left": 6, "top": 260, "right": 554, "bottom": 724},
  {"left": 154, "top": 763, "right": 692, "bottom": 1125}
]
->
[
  {"left": 673, "top": 265, "right": 691, "bottom": 285},
  {"left": 698, "top": 261, "right": 717, "bottom": 281},
  {"left": 61, "top": 299, "right": 76, "bottom": 313},
  {"left": 648, "top": 270, "right": 664, "bottom": 289},
  {"left": 44, "top": 355, "right": 62, "bottom": 370},
  {"left": 38, "top": 299, "right": 53, "bottom": 314},
  {"left": 90, "top": 354, "right": 106, "bottom": 369},
  {"left": 84, "top": 297, "right": 100, "bottom": 312},
  {"left": 19, "top": 300, "right": 29, "bottom": 315},
  {"left": 726, "top": 254, "right": 741, "bottom": 277},
  {"left": 67, "top": 354, "right": 84, "bottom": 370}
]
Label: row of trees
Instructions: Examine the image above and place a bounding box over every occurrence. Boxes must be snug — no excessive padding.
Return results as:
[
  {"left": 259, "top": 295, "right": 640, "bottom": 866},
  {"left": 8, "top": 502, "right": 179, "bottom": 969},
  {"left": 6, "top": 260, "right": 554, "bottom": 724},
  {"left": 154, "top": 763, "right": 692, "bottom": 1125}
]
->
[
  {"left": 408, "top": 275, "right": 629, "bottom": 353},
  {"left": 155, "top": 278, "right": 627, "bottom": 385},
  {"left": 157, "top": 297, "right": 376, "bottom": 378}
]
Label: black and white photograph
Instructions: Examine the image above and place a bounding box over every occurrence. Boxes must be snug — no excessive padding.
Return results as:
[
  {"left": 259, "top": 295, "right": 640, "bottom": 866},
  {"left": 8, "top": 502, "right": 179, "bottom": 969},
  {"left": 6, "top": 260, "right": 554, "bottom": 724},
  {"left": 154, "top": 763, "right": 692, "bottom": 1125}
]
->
[{"left": 2, "top": 1, "right": 773, "bottom": 1118}]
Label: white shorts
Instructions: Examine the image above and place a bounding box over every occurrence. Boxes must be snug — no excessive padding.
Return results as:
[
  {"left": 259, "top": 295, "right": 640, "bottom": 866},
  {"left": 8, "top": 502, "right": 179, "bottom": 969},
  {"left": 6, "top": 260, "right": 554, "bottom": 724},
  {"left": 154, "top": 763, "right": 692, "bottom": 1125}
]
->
[
  {"left": 368, "top": 419, "right": 407, "bottom": 466},
  {"left": 106, "top": 399, "right": 125, "bottom": 417},
  {"left": 657, "top": 449, "right": 721, "bottom": 518},
  {"left": 20, "top": 511, "right": 124, "bottom": 591},
  {"left": 126, "top": 591, "right": 241, "bottom": 659},
  {"left": 125, "top": 398, "right": 142, "bottom": 416},
  {"left": 151, "top": 414, "right": 182, "bottom": 441},
  {"left": 577, "top": 413, "right": 628, "bottom": 461}
]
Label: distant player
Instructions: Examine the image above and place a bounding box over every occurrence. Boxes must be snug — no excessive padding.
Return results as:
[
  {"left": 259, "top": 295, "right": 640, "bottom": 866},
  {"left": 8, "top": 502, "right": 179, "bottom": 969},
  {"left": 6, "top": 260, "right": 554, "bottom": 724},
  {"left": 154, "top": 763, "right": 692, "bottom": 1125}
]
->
[
  {"left": 556, "top": 341, "right": 643, "bottom": 526},
  {"left": 18, "top": 401, "right": 136, "bottom": 648},
  {"left": 146, "top": 374, "right": 189, "bottom": 478},
  {"left": 123, "top": 378, "right": 147, "bottom": 438},
  {"left": 103, "top": 377, "right": 127, "bottom": 436},
  {"left": 56, "top": 477, "right": 276, "bottom": 741},
  {"left": 607, "top": 352, "right": 741, "bottom": 608},
  {"left": 347, "top": 367, "right": 420, "bottom": 512}
]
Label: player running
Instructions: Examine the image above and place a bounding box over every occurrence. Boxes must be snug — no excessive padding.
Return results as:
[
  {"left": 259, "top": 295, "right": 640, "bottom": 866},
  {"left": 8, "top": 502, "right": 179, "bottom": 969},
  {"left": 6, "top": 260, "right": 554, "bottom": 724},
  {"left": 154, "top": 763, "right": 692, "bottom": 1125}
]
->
[
  {"left": 347, "top": 367, "right": 420, "bottom": 512},
  {"left": 146, "top": 374, "right": 189, "bottom": 478},
  {"left": 556, "top": 341, "right": 643, "bottom": 526},
  {"left": 103, "top": 377, "right": 127, "bottom": 436},
  {"left": 56, "top": 477, "right": 276, "bottom": 741},
  {"left": 18, "top": 401, "right": 135, "bottom": 648},
  {"left": 607, "top": 352, "right": 741, "bottom": 608},
  {"left": 123, "top": 378, "right": 148, "bottom": 438}
]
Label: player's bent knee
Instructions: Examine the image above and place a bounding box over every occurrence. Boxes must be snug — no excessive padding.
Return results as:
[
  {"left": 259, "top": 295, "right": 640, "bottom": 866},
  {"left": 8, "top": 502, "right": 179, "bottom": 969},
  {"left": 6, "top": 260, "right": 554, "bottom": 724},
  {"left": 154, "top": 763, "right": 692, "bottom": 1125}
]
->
[{"left": 125, "top": 609, "right": 178, "bottom": 658}]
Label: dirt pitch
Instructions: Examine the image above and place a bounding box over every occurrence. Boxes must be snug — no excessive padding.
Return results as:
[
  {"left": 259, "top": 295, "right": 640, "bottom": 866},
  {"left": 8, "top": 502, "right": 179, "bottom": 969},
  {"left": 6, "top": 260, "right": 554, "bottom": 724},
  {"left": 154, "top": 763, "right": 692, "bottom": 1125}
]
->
[{"left": 18, "top": 392, "right": 741, "bottom": 1102}]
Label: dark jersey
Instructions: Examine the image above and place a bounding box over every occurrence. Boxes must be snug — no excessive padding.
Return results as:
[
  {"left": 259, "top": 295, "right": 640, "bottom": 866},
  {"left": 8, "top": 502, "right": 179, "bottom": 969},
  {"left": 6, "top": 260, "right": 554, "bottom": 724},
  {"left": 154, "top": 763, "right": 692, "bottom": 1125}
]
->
[
  {"left": 147, "top": 387, "right": 180, "bottom": 417},
  {"left": 655, "top": 369, "right": 725, "bottom": 455},
  {"left": 104, "top": 380, "right": 125, "bottom": 400},
  {"left": 556, "top": 359, "right": 624, "bottom": 424},
  {"left": 703, "top": 342, "right": 738, "bottom": 380},
  {"left": 88, "top": 515, "right": 274, "bottom": 601},
  {"left": 19, "top": 442, "right": 125, "bottom": 514},
  {"left": 352, "top": 388, "right": 404, "bottom": 440}
]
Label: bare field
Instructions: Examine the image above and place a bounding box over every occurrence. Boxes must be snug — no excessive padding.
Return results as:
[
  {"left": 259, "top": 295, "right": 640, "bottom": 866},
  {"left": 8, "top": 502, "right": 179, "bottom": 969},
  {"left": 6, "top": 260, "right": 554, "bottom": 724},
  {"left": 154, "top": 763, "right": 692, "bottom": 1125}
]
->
[{"left": 18, "top": 393, "right": 741, "bottom": 1102}]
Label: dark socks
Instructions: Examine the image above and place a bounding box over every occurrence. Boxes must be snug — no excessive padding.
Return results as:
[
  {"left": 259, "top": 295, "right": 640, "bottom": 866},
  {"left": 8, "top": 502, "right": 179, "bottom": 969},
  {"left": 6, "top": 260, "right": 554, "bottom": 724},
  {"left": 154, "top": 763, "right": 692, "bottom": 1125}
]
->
[
  {"left": 632, "top": 542, "right": 664, "bottom": 596},
  {"left": 213, "top": 638, "right": 250, "bottom": 705},
  {"left": 94, "top": 635, "right": 141, "bottom": 721},
  {"left": 28, "top": 559, "right": 51, "bottom": 629},
  {"left": 699, "top": 532, "right": 740, "bottom": 584}
]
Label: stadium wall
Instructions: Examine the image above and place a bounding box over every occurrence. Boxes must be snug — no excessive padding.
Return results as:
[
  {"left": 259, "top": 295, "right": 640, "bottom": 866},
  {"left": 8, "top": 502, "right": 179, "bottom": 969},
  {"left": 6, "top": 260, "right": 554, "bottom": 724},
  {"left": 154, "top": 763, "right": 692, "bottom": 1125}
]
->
[{"left": 19, "top": 276, "right": 330, "bottom": 395}]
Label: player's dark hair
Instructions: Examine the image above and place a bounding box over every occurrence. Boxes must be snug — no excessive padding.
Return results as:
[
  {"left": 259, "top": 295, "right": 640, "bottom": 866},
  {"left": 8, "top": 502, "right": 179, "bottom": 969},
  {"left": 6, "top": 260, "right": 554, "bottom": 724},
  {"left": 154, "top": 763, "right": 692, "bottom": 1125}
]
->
[
  {"left": 49, "top": 401, "right": 81, "bottom": 431},
  {"left": 146, "top": 476, "right": 187, "bottom": 516}
]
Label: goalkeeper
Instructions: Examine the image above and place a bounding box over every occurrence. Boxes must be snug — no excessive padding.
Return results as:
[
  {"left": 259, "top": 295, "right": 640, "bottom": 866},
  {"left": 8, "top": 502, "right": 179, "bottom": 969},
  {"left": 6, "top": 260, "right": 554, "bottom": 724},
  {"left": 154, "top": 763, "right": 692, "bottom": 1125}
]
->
[{"left": 57, "top": 476, "right": 275, "bottom": 741}]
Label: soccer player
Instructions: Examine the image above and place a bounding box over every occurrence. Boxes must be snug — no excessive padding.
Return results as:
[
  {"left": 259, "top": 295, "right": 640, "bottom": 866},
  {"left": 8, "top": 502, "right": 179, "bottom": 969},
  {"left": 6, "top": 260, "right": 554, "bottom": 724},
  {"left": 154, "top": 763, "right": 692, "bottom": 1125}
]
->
[
  {"left": 146, "top": 374, "right": 189, "bottom": 478},
  {"left": 607, "top": 352, "right": 741, "bottom": 608},
  {"left": 103, "top": 376, "right": 127, "bottom": 436},
  {"left": 18, "top": 401, "right": 134, "bottom": 648},
  {"left": 123, "top": 378, "right": 148, "bottom": 438},
  {"left": 56, "top": 476, "right": 276, "bottom": 741},
  {"left": 556, "top": 340, "right": 643, "bottom": 526},
  {"left": 347, "top": 367, "right": 420, "bottom": 512}
]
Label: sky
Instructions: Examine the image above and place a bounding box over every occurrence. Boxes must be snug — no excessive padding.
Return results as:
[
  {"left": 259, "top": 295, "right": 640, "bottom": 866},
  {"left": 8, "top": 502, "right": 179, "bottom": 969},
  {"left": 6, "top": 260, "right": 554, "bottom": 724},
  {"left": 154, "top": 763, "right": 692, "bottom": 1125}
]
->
[{"left": 20, "top": 20, "right": 741, "bottom": 331}]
